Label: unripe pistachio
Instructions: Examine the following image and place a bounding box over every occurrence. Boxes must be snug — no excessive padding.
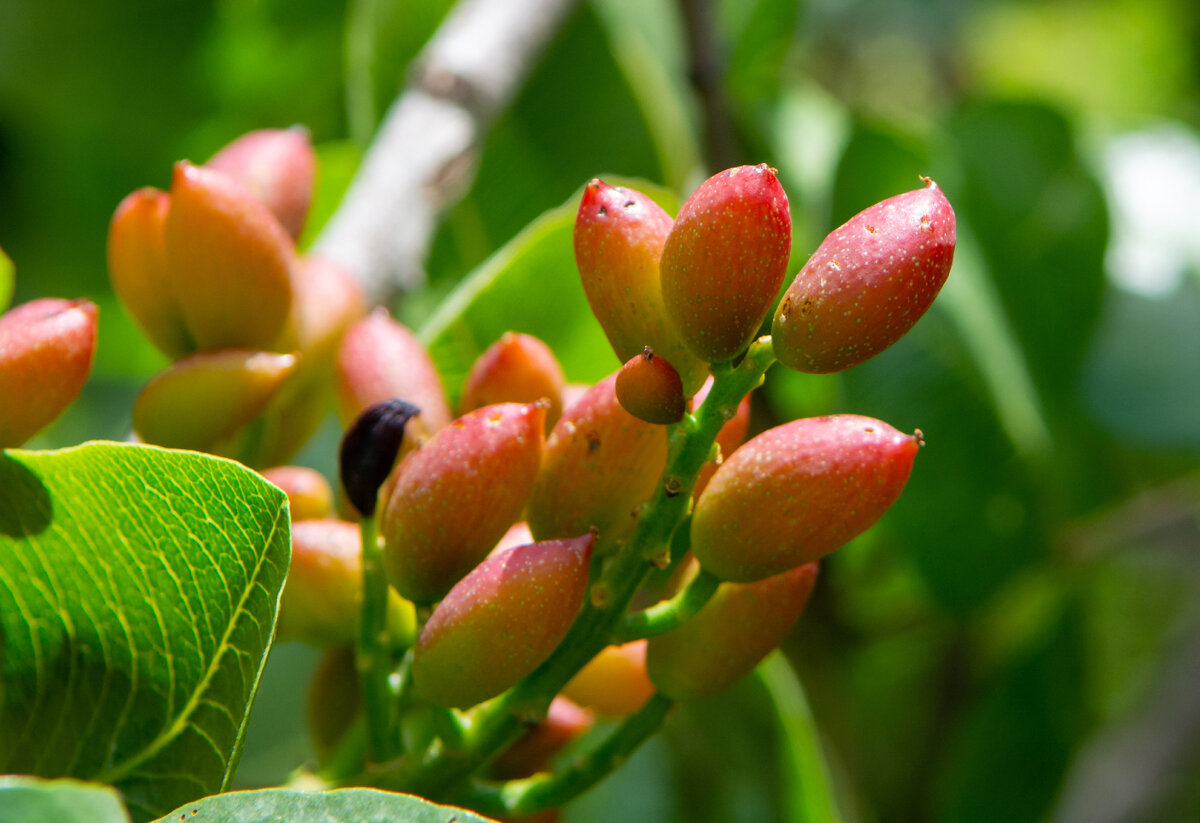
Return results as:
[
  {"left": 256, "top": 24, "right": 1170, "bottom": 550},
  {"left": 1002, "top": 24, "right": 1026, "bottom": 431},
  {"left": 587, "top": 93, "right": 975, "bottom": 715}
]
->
[
  {"left": 690, "top": 377, "right": 752, "bottom": 500},
  {"left": 692, "top": 415, "right": 921, "bottom": 582},
  {"left": 646, "top": 562, "right": 818, "bottom": 701},
  {"left": 306, "top": 646, "right": 360, "bottom": 763},
  {"left": 0, "top": 245, "right": 11, "bottom": 312},
  {"left": 490, "top": 696, "right": 594, "bottom": 779},
  {"left": 574, "top": 179, "right": 707, "bottom": 394},
  {"left": 107, "top": 187, "right": 194, "bottom": 358},
  {"left": 261, "top": 466, "right": 334, "bottom": 521},
  {"left": 0, "top": 298, "right": 98, "bottom": 447},
  {"left": 206, "top": 127, "right": 316, "bottom": 241},
  {"left": 336, "top": 308, "right": 452, "bottom": 435},
  {"left": 772, "top": 179, "right": 956, "bottom": 373},
  {"left": 277, "top": 518, "right": 416, "bottom": 647},
  {"left": 526, "top": 373, "right": 667, "bottom": 553},
  {"left": 166, "top": 161, "right": 295, "bottom": 351},
  {"left": 660, "top": 164, "right": 791, "bottom": 362},
  {"left": 460, "top": 332, "right": 565, "bottom": 432},
  {"left": 562, "top": 640, "right": 655, "bottom": 717},
  {"left": 615, "top": 347, "right": 685, "bottom": 425},
  {"left": 413, "top": 534, "right": 595, "bottom": 708},
  {"left": 132, "top": 349, "right": 297, "bottom": 452},
  {"left": 381, "top": 402, "right": 547, "bottom": 604}
]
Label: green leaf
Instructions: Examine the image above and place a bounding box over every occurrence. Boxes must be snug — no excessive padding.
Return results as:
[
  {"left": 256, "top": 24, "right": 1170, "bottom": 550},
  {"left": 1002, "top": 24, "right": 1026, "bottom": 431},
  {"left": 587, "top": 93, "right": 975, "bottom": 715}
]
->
[
  {"left": 0, "top": 775, "right": 132, "bottom": 823},
  {"left": 151, "top": 788, "right": 498, "bottom": 822},
  {"left": 0, "top": 442, "right": 290, "bottom": 822},
  {"left": 419, "top": 181, "right": 679, "bottom": 409},
  {"left": 757, "top": 654, "right": 846, "bottom": 823},
  {"left": 0, "top": 244, "right": 13, "bottom": 313}
]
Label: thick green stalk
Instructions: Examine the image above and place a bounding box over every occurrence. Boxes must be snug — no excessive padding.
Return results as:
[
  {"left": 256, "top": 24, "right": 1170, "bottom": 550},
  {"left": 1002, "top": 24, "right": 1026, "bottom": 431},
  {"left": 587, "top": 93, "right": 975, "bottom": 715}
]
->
[
  {"left": 459, "top": 693, "right": 676, "bottom": 816},
  {"left": 615, "top": 566, "right": 720, "bottom": 641},
  {"left": 358, "top": 515, "right": 396, "bottom": 762},
  {"left": 373, "top": 338, "right": 777, "bottom": 799}
]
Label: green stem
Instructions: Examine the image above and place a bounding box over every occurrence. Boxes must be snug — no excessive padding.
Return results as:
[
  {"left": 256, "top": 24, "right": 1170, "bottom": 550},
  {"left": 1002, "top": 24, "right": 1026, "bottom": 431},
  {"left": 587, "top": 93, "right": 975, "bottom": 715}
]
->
[
  {"left": 615, "top": 567, "right": 720, "bottom": 641},
  {"left": 459, "top": 693, "right": 675, "bottom": 816},
  {"left": 358, "top": 515, "right": 396, "bottom": 763},
  {"left": 370, "top": 338, "right": 777, "bottom": 798}
]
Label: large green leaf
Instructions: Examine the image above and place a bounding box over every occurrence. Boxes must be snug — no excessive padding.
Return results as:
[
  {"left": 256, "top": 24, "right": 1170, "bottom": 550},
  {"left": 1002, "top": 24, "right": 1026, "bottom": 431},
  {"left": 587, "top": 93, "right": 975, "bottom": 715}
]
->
[
  {"left": 151, "top": 788, "right": 497, "bottom": 822},
  {"left": 0, "top": 775, "right": 131, "bottom": 823},
  {"left": 0, "top": 442, "right": 290, "bottom": 822}
]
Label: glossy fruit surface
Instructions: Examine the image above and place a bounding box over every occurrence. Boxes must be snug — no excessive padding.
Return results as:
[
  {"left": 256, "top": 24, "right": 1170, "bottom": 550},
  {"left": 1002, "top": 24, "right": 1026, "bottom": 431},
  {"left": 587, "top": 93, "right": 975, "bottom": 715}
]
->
[
  {"left": 660, "top": 164, "right": 791, "bottom": 362},
  {"left": 206, "top": 127, "right": 316, "bottom": 240},
  {"left": 0, "top": 298, "right": 98, "bottom": 448},
  {"left": 261, "top": 465, "right": 333, "bottom": 521},
  {"left": 772, "top": 179, "right": 955, "bottom": 373},
  {"left": 166, "top": 161, "right": 295, "bottom": 351},
  {"left": 647, "top": 562, "right": 818, "bottom": 701},
  {"left": 692, "top": 414, "right": 921, "bottom": 582},
  {"left": 381, "top": 402, "right": 546, "bottom": 603},
  {"left": 413, "top": 534, "right": 595, "bottom": 708},
  {"left": 615, "top": 347, "right": 685, "bottom": 425},
  {"left": 574, "top": 179, "right": 707, "bottom": 394},
  {"left": 562, "top": 640, "right": 655, "bottom": 716},
  {"left": 526, "top": 373, "right": 667, "bottom": 553},
  {"left": 460, "top": 332, "right": 565, "bottom": 431}
]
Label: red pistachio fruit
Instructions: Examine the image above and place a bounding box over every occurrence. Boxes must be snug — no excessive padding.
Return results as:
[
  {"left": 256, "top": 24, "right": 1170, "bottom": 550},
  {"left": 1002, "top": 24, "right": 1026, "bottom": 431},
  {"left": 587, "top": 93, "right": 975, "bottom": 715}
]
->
[
  {"left": 526, "top": 372, "right": 668, "bottom": 553},
  {"left": 772, "top": 179, "right": 956, "bottom": 373},
  {"left": 336, "top": 308, "right": 452, "bottom": 435},
  {"left": 0, "top": 298, "right": 98, "bottom": 447},
  {"left": 261, "top": 465, "right": 334, "bottom": 521},
  {"left": 166, "top": 161, "right": 296, "bottom": 351},
  {"left": 647, "top": 562, "right": 818, "bottom": 701},
  {"left": 381, "top": 401, "right": 547, "bottom": 604},
  {"left": 460, "top": 332, "right": 566, "bottom": 431},
  {"left": 132, "top": 349, "right": 298, "bottom": 452},
  {"left": 660, "top": 164, "right": 791, "bottom": 363},
  {"left": 107, "top": 187, "right": 194, "bottom": 358},
  {"left": 413, "top": 533, "right": 595, "bottom": 709},
  {"left": 207, "top": 127, "right": 316, "bottom": 241},
  {"left": 574, "top": 179, "right": 708, "bottom": 394},
  {"left": 615, "top": 347, "right": 685, "bottom": 425},
  {"left": 692, "top": 414, "right": 921, "bottom": 582}
]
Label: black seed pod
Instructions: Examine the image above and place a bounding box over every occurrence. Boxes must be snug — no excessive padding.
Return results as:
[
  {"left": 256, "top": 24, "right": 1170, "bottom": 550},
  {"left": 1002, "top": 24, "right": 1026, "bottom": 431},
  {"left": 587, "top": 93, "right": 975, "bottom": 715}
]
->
[{"left": 339, "top": 398, "right": 420, "bottom": 517}]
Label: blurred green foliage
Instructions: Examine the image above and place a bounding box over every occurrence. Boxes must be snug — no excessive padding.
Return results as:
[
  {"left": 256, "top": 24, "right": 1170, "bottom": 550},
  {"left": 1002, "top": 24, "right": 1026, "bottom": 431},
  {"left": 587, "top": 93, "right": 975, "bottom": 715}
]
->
[{"left": 2, "top": 0, "right": 1199, "bottom": 821}]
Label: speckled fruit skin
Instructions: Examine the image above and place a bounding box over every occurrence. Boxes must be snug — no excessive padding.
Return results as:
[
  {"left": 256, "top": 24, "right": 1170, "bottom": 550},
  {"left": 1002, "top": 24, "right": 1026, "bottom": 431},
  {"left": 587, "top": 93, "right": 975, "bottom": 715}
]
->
[
  {"left": 574, "top": 180, "right": 708, "bottom": 394},
  {"left": 132, "top": 349, "right": 297, "bottom": 452},
  {"left": 336, "top": 308, "right": 452, "bottom": 437},
  {"left": 772, "top": 179, "right": 955, "bottom": 374},
  {"left": 206, "top": 127, "right": 316, "bottom": 241},
  {"left": 461, "top": 332, "right": 566, "bottom": 431},
  {"left": 413, "top": 534, "right": 595, "bottom": 709},
  {"left": 107, "top": 187, "right": 194, "bottom": 358},
  {"left": 660, "top": 164, "right": 791, "bottom": 363},
  {"left": 166, "top": 162, "right": 296, "bottom": 351},
  {"left": 526, "top": 372, "right": 668, "bottom": 553},
  {"left": 562, "top": 640, "right": 655, "bottom": 716},
  {"left": 692, "top": 415, "right": 921, "bottom": 582},
  {"left": 615, "top": 347, "right": 685, "bottom": 425},
  {"left": 646, "top": 562, "right": 818, "bottom": 701},
  {"left": 0, "top": 298, "right": 98, "bottom": 448},
  {"left": 381, "top": 402, "right": 547, "bottom": 604}
]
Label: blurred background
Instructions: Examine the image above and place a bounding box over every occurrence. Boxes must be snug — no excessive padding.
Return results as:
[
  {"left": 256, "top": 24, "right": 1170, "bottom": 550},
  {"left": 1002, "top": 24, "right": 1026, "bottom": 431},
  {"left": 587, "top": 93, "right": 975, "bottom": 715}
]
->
[{"left": 2, "top": 1, "right": 1198, "bottom": 821}]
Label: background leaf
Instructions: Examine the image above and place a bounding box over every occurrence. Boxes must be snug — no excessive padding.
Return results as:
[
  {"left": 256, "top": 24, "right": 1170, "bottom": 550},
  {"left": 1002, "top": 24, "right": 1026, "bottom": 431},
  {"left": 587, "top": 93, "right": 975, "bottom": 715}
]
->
[
  {"left": 0, "top": 775, "right": 132, "bottom": 823},
  {"left": 0, "top": 442, "right": 290, "bottom": 822},
  {"left": 151, "top": 787, "right": 497, "bottom": 823}
]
